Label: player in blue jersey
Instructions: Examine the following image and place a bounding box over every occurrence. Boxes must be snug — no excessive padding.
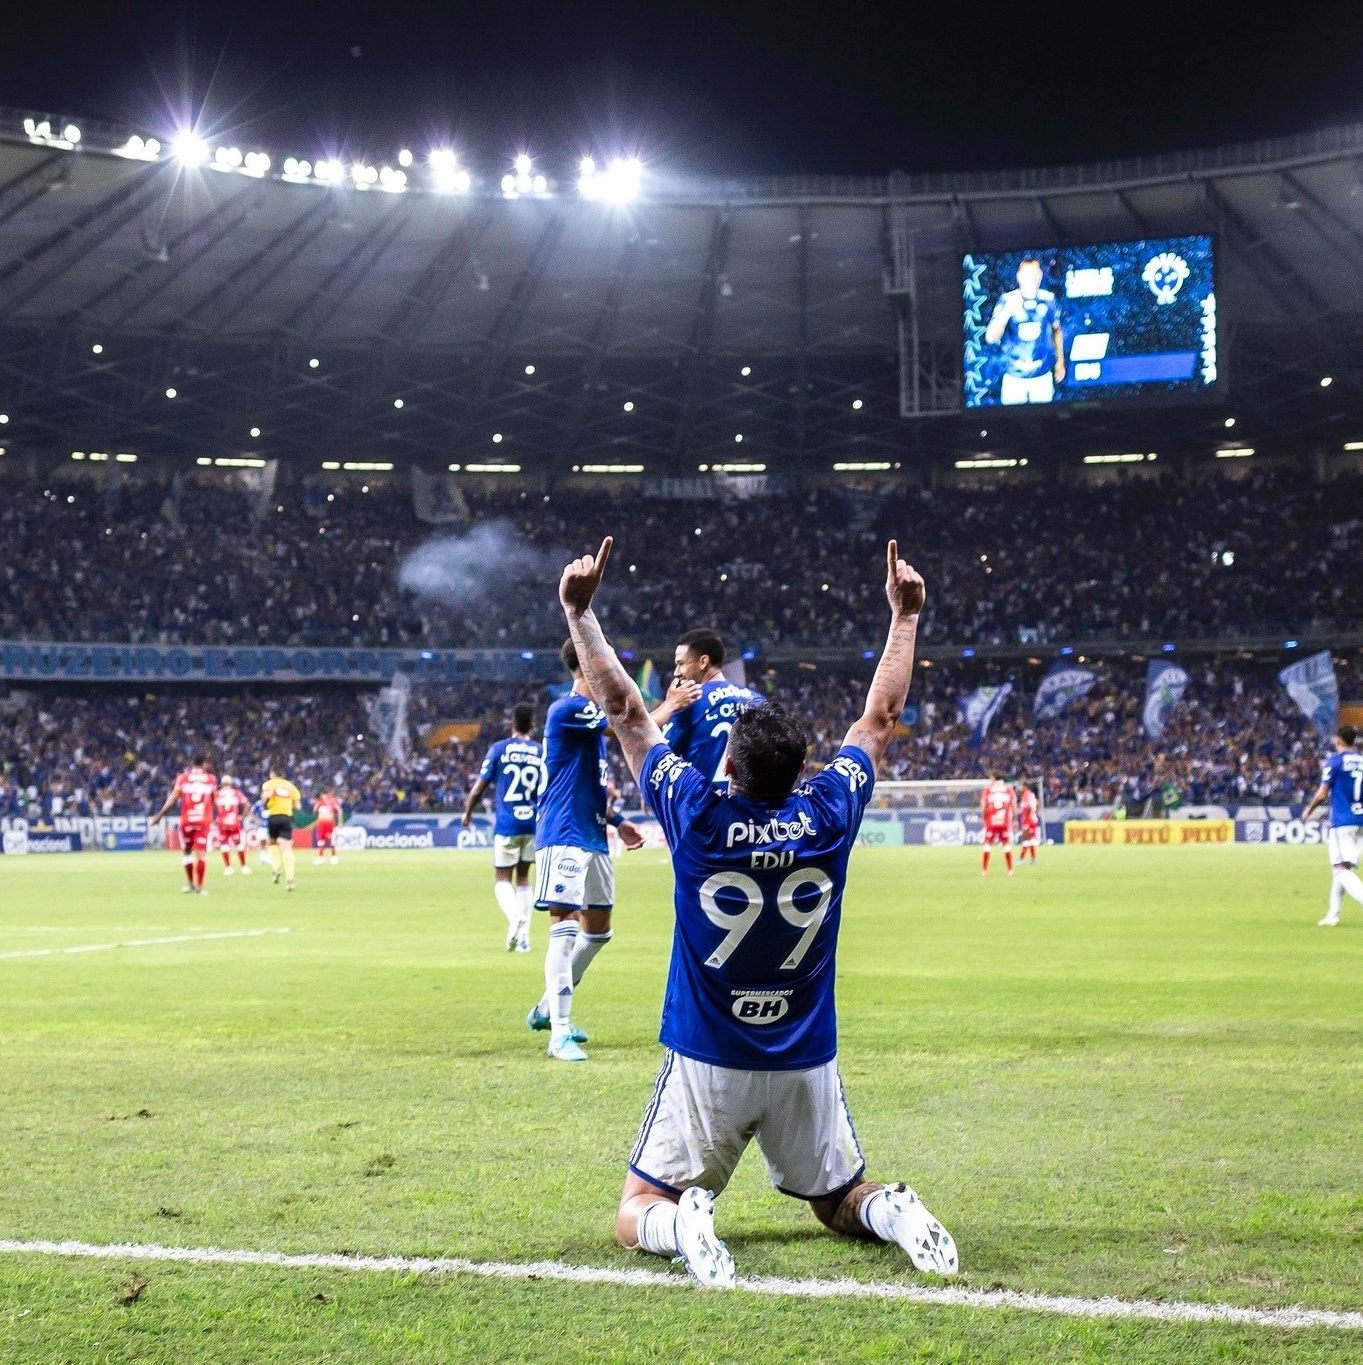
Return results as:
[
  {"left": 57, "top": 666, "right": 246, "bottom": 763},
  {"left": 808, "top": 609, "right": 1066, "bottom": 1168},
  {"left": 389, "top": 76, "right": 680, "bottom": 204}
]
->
[
  {"left": 1302, "top": 724, "right": 1363, "bottom": 927},
  {"left": 553, "top": 535, "right": 957, "bottom": 1287},
  {"left": 984, "top": 257, "right": 1065, "bottom": 405},
  {"left": 527, "top": 639, "right": 649, "bottom": 1062},
  {"left": 462, "top": 703, "right": 543, "bottom": 952},
  {"left": 662, "top": 628, "right": 765, "bottom": 786}
]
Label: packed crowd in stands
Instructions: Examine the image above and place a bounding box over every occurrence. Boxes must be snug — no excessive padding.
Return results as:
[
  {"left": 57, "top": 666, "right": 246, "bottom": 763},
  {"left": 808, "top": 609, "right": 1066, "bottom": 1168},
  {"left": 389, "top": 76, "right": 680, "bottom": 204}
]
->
[
  {"left": 2, "top": 466, "right": 1361, "bottom": 650},
  {"left": 0, "top": 656, "right": 1333, "bottom": 820}
]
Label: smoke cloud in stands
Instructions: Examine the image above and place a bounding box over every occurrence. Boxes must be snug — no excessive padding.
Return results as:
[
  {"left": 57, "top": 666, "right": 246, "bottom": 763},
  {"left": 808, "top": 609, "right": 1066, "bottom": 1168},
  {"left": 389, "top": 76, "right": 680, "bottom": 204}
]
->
[{"left": 399, "top": 521, "right": 558, "bottom": 606}]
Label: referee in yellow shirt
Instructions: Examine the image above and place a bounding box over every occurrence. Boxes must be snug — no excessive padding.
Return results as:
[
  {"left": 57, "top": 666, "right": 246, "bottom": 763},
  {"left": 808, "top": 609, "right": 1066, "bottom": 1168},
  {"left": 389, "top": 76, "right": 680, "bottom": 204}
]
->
[{"left": 261, "top": 767, "right": 302, "bottom": 890}]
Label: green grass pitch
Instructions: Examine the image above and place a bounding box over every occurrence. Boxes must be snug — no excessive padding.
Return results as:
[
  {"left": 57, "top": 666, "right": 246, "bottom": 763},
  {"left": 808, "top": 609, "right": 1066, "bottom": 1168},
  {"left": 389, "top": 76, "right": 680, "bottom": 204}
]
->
[{"left": 0, "top": 844, "right": 1360, "bottom": 1362}]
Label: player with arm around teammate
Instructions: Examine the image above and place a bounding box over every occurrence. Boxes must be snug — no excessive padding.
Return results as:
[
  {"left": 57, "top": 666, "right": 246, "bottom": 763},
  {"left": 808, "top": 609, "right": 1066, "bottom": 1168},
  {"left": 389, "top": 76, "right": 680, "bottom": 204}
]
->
[
  {"left": 1302, "top": 724, "right": 1363, "bottom": 927},
  {"left": 463, "top": 703, "right": 543, "bottom": 952},
  {"left": 149, "top": 757, "right": 217, "bottom": 894},
  {"left": 660, "top": 628, "right": 765, "bottom": 787},
  {"left": 527, "top": 641, "right": 646, "bottom": 1060},
  {"left": 557, "top": 535, "right": 957, "bottom": 1287}
]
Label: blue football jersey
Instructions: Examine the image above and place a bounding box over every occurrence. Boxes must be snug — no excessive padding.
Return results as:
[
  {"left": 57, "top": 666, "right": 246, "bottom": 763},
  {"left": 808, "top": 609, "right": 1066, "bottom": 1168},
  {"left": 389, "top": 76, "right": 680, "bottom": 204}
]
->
[
  {"left": 662, "top": 678, "right": 766, "bottom": 787},
  {"left": 642, "top": 741, "right": 875, "bottom": 1071},
  {"left": 478, "top": 736, "right": 544, "bottom": 837},
  {"left": 535, "top": 691, "right": 611, "bottom": 852},
  {"left": 1321, "top": 749, "right": 1363, "bottom": 827},
  {"left": 991, "top": 288, "right": 1061, "bottom": 378}
]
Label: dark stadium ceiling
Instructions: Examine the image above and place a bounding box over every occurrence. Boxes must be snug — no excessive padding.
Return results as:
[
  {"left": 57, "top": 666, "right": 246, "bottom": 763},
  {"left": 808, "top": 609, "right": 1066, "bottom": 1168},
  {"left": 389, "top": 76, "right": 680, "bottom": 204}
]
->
[{"left": 2, "top": 108, "right": 1363, "bottom": 473}]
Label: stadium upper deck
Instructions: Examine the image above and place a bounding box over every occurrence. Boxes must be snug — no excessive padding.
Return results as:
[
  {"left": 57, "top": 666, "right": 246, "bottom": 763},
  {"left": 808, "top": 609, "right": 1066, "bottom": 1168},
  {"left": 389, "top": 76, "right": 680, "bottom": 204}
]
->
[{"left": 0, "top": 107, "right": 1361, "bottom": 472}]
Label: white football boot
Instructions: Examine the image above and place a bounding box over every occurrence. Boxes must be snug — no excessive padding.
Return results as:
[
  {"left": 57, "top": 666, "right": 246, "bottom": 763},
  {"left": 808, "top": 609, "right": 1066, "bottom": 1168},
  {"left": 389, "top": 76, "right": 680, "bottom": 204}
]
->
[
  {"left": 876, "top": 1184, "right": 958, "bottom": 1274},
  {"left": 674, "top": 1187, "right": 736, "bottom": 1288}
]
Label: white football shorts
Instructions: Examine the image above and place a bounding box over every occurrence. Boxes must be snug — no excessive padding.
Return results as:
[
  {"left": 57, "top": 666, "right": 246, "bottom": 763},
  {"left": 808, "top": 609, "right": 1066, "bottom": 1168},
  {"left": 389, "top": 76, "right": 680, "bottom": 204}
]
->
[
  {"left": 1000, "top": 371, "right": 1054, "bottom": 405},
  {"left": 629, "top": 1050, "right": 865, "bottom": 1202},
  {"left": 535, "top": 844, "right": 615, "bottom": 910},
  {"left": 1327, "top": 824, "right": 1363, "bottom": 867},
  {"left": 493, "top": 832, "right": 536, "bottom": 869}
]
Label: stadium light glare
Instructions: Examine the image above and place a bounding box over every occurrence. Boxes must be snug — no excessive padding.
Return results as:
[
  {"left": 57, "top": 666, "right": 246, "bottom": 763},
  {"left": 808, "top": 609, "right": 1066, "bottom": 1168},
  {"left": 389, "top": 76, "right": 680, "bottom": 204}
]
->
[
  {"left": 71, "top": 451, "right": 85, "bottom": 460},
  {"left": 531, "top": 174, "right": 548, "bottom": 195},
  {"left": 215, "top": 146, "right": 243, "bottom": 169},
  {"left": 393, "top": 398, "right": 404, "bottom": 409},
  {"left": 712, "top": 462, "right": 766, "bottom": 473},
  {"left": 196, "top": 457, "right": 211, "bottom": 465},
  {"left": 740, "top": 366, "right": 751, "bottom": 376},
  {"left": 170, "top": 131, "right": 209, "bottom": 166},
  {"left": 1321, "top": 376, "right": 1333, "bottom": 387},
  {"left": 308, "top": 357, "right": 320, "bottom": 368},
  {"left": 580, "top": 464, "right": 644, "bottom": 474},
  {"left": 1083, "top": 453, "right": 1148, "bottom": 464},
  {"left": 1059, "top": 645, "right": 1074, "bottom": 655},
  {"left": 491, "top": 433, "right": 503, "bottom": 443},
  {"left": 0, "top": 414, "right": 9, "bottom": 424},
  {"left": 243, "top": 151, "right": 270, "bottom": 176},
  {"left": 515, "top": 153, "right": 532, "bottom": 174},
  {"left": 1284, "top": 639, "right": 1300, "bottom": 649},
  {"left": 852, "top": 398, "right": 863, "bottom": 410},
  {"left": 579, "top": 156, "right": 596, "bottom": 176},
  {"left": 321, "top": 461, "right": 341, "bottom": 469},
  {"left": 1216, "top": 447, "right": 1254, "bottom": 458},
  {"left": 465, "top": 463, "right": 521, "bottom": 473},
  {"left": 954, "top": 457, "right": 1017, "bottom": 470},
  {"left": 524, "top": 364, "right": 536, "bottom": 375},
  {"left": 315, "top": 159, "right": 345, "bottom": 183},
  {"left": 1344, "top": 441, "right": 1363, "bottom": 451},
  {"left": 342, "top": 461, "right": 394, "bottom": 471},
  {"left": 165, "top": 388, "right": 177, "bottom": 399},
  {"left": 835, "top": 461, "right": 893, "bottom": 472},
  {"left": 398, "top": 148, "right": 413, "bottom": 167},
  {"left": 378, "top": 166, "right": 407, "bottom": 191},
  {"left": 115, "top": 453, "right": 137, "bottom": 463},
  {"left": 116, "top": 134, "right": 160, "bottom": 160},
  {"left": 1223, "top": 416, "right": 1236, "bottom": 427},
  {"left": 734, "top": 433, "right": 743, "bottom": 443},
  {"left": 64, "top": 124, "right": 81, "bottom": 144},
  {"left": 249, "top": 427, "right": 261, "bottom": 438},
  {"left": 1161, "top": 642, "right": 1176, "bottom": 652},
  {"left": 91, "top": 343, "right": 103, "bottom": 354}
]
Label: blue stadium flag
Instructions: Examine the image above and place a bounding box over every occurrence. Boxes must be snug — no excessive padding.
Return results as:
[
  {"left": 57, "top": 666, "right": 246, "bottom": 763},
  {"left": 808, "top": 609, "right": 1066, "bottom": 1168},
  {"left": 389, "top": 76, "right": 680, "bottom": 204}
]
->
[
  {"left": 1142, "top": 660, "right": 1190, "bottom": 739},
  {"left": 1033, "top": 661, "right": 1098, "bottom": 719},
  {"left": 1278, "top": 649, "right": 1339, "bottom": 738},
  {"left": 959, "top": 682, "right": 1013, "bottom": 749}
]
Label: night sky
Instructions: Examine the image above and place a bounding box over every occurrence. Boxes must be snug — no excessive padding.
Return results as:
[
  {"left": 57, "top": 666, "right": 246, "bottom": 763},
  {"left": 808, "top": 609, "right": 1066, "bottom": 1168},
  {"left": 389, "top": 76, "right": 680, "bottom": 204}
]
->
[{"left": 4, "top": 1, "right": 1363, "bottom": 177}]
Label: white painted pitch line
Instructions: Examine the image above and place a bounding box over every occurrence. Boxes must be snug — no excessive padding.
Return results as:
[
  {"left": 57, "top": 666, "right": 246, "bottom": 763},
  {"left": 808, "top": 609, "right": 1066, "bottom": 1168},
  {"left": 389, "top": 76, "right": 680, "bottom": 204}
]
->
[
  {"left": 0, "top": 928, "right": 291, "bottom": 961},
  {"left": 0, "top": 1239, "right": 1358, "bottom": 1332}
]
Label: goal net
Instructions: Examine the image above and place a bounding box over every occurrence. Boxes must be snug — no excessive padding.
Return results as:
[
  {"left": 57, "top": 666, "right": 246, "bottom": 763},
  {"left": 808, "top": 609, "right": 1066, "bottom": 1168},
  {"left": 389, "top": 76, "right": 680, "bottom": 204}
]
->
[{"left": 857, "top": 778, "right": 1047, "bottom": 848}]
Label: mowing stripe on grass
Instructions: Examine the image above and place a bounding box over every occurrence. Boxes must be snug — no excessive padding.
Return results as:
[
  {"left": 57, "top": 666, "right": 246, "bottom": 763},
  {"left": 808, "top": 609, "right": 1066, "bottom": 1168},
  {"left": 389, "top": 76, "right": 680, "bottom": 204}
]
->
[
  {"left": 0, "top": 928, "right": 291, "bottom": 961},
  {"left": 0, "top": 1239, "right": 1359, "bottom": 1331}
]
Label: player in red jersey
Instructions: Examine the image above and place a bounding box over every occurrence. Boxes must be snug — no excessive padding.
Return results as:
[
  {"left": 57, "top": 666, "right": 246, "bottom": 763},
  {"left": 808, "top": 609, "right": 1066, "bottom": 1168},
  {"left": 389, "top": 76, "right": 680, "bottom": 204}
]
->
[
  {"left": 150, "top": 757, "right": 218, "bottom": 893},
  {"left": 1017, "top": 783, "right": 1040, "bottom": 865},
  {"left": 214, "top": 776, "right": 252, "bottom": 876},
  {"left": 980, "top": 775, "right": 1015, "bottom": 877},
  {"left": 313, "top": 791, "right": 343, "bottom": 865}
]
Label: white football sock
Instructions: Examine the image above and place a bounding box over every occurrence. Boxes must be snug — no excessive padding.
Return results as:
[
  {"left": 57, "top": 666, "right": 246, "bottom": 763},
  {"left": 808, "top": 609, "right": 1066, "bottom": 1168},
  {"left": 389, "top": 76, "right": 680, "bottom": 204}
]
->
[
  {"left": 571, "top": 929, "right": 613, "bottom": 986},
  {"left": 515, "top": 883, "right": 534, "bottom": 931},
  {"left": 858, "top": 1188, "right": 898, "bottom": 1242},
  {"left": 1327, "top": 877, "right": 1345, "bottom": 920},
  {"left": 544, "top": 921, "right": 579, "bottom": 1040},
  {"left": 635, "top": 1200, "right": 679, "bottom": 1256},
  {"left": 494, "top": 880, "right": 519, "bottom": 926},
  {"left": 1337, "top": 868, "right": 1363, "bottom": 906}
]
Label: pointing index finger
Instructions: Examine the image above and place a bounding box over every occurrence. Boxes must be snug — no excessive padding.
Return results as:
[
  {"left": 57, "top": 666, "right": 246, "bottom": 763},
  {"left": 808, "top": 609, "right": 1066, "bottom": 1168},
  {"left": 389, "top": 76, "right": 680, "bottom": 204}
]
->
[
  {"left": 596, "top": 535, "right": 613, "bottom": 577},
  {"left": 887, "top": 539, "right": 899, "bottom": 576}
]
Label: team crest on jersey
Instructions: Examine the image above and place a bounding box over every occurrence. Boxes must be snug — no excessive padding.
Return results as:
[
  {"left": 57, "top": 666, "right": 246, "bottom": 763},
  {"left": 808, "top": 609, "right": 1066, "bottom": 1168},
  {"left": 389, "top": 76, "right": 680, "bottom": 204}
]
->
[{"left": 1142, "top": 251, "right": 1190, "bottom": 305}]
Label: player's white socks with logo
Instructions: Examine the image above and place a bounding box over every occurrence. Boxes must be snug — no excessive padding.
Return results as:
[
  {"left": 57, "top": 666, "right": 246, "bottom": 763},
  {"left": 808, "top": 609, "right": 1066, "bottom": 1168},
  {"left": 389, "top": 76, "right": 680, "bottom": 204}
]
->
[
  {"left": 570, "top": 929, "right": 613, "bottom": 985},
  {"left": 635, "top": 1200, "right": 679, "bottom": 1255},
  {"left": 515, "top": 885, "right": 533, "bottom": 941},
  {"left": 493, "top": 880, "right": 519, "bottom": 927},
  {"left": 544, "top": 921, "right": 579, "bottom": 1040}
]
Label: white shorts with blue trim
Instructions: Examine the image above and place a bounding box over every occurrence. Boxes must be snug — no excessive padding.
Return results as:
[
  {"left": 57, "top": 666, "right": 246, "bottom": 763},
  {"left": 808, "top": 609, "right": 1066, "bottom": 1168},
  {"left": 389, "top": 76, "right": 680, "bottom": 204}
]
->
[
  {"left": 1328, "top": 824, "right": 1363, "bottom": 867},
  {"left": 535, "top": 844, "right": 615, "bottom": 910},
  {"left": 629, "top": 1050, "right": 865, "bottom": 1202},
  {"left": 493, "top": 833, "right": 536, "bottom": 869}
]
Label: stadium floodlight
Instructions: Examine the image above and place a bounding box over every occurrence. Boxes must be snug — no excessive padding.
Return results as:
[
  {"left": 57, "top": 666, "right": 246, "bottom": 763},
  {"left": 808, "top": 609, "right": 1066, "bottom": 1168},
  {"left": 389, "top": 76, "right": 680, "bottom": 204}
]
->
[
  {"left": 64, "top": 124, "right": 81, "bottom": 143},
  {"left": 466, "top": 462, "right": 521, "bottom": 473},
  {"left": 1216, "top": 447, "right": 1254, "bottom": 458},
  {"left": 500, "top": 172, "right": 517, "bottom": 196},
  {"left": 397, "top": 148, "right": 413, "bottom": 167},
  {"left": 852, "top": 398, "right": 863, "bottom": 410},
  {"left": 351, "top": 163, "right": 378, "bottom": 187},
  {"left": 170, "top": 131, "right": 209, "bottom": 166},
  {"left": 392, "top": 398, "right": 404, "bottom": 409},
  {"left": 835, "top": 461, "right": 893, "bottom": 472},
  {"left": 524, "top": 364, "right": 536, "bottom": 375},
  {"left": 308, "top": 357, "right": 320, "bottom": 368},
  {"left": 215, "top": 146, "right": 244, "bottom": 168},
  {"left": 91, "top": 344, "right": 103, "bottom": 355},
  {"left": 321, "top": 461, "right": 341, "bottom": 470},
  {"left": 622, "top": 401, "right": 634, "bottom": 411},
  {"left": 282, "top": 157, "right": 313, "bottom": 181},
  {"left": 581, "top": 464, "right": 644, "bottom": 474},
  {"left": 734, "top": 433, "right": 743, "bottom": 443},
  {"left": 117, "top": 134, "right": 160, "bottom": 160},
  {"left": 711, "top": 462, "right": 766, "bottom": 473},
  {"left": 515, "top": 153, "right": 532, "bottom": 174},
  {"left": 531, "top": 174, "right": 548, "bottom": 194},
  {"left": 243, "top": 151, "right": 270, "bottom": 176},
  {"left": 115, "top": 453, "right": 136, "bottom": 463},
  {"left": 0, "top": 414, "right": 8, "bottom": 424},
  {"left": 1321, "top": 376, "right": 1333, "bottom": 387},
  {"left": 491, "top": 433, "right": 503, "bottom": 443},
  {"left": 164, "top": 388, "right": 177, "bottom": 399},
  {"left": 740, "top": 366, "right": 751, "bottom": 376},
  {"left": 315, "top": 159, "right": 345, "bottom": 183},
  {"left": 603, "top": 157, "right": 642, "bottom": 201},
  {"left": 1344, "top": 441, "right": 1363, "bottom": 451},
  {"left": 378, "top": 166, "right": 407, "bottom": 191},
  {"left": 342, "top": 461, "right": 394, "bottom": 471},
  {"left": 429, "top": 149, "right": 470, "bottom": 193},
  {"left": 1223, "top": 416, "right": 1235, "bottom": 427},
  {"left": 196, "top": 457, "right": 212, "bottom": 465},
  {"left": 249, "top": 427, "right": 261, "bottom": 438}
]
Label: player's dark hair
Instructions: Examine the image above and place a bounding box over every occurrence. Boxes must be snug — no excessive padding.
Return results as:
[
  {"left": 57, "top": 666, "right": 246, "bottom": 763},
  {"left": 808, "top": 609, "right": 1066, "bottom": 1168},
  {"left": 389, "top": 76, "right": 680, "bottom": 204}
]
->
[
  {"left": 560, "top": 639, "right": 580, "bottom": 675},
  {"left": 677, "top": 627, "right": 725, "bottom": 668},
  {"left": 727, "top": 701, "right": 807, "bottom": 802},
  {"left": 512, "top": 702, "right": 535, "bottom": 734},
  {"left": 1341, "top": 724, "right": 1358, "bottom": 747}
]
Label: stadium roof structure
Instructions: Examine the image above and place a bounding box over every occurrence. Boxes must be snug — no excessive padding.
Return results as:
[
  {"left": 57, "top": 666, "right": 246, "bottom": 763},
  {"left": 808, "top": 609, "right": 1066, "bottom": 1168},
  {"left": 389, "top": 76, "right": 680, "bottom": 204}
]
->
[{"left": 1, "top": 105, "right": 1362, "bottom": 474}]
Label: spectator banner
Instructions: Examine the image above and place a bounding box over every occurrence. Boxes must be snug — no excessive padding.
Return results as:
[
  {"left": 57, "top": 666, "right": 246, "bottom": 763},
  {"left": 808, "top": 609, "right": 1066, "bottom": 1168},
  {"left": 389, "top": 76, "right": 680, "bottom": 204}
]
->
[
  {"left": 959, "top": 682, "right": 1013, "bottom": 748},
  {"left": 411, "top": 468, "right": 470, "bottom": 524},
  {"left": 0, "top": 641, "right": 562, "bottom": 685},
  {"left": 1277, "top": 650, "right": 1339, "bottom": 738},
  {"left": 1065, "top": 819, "right": 1234, "bottom": 845},
  {"left": 1033, "top": 662, "right": 1098, "bottom": 719},
  {"left": 1142, "top": 660, "right": 1189, "bottom": 738}
]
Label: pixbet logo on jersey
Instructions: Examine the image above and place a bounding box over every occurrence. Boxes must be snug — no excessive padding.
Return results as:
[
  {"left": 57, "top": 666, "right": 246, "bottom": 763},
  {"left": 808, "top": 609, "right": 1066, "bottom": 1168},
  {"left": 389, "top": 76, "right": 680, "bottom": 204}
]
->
[{"left": 726, "top": 812, "right": 817, "bottom": 850}]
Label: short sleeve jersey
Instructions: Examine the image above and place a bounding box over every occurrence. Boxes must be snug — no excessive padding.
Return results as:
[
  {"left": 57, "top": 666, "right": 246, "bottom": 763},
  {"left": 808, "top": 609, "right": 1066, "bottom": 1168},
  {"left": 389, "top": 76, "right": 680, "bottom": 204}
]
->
[
  {"left": 991, "top": 288, "right": 1061, "bottom": 378},
  {"left": 177, "top": 769, "right": 217, "bottom": 826},
  {"left": 1321, "top": 749, "right": 1363, "bottom": 828},
  {"left": 478, "top": 736, "right": 544, "bottom": 837},
  {"left": 314, "top": 795, "right": 342, "bottom": 826},
  {"left": 214, "top": 787, "right": 246, "bottom": 827},
  {"left": 1018, "top": 789, "right": 1039, "bottom": 828},
  {"left": 261, "top": 777, "right": 301, "bottom": 817},
  {"left": 642, "top": 743, "right": 875, "bottom": 1071},
  {"left": 981, "top": 782, "right": 1015, "bottom": 829},
  {"left": 535, "top": 692, "right": 610, "bottom": 852},
  {"left": 662, "top": 678, "right": 766, "bottom": 787}
]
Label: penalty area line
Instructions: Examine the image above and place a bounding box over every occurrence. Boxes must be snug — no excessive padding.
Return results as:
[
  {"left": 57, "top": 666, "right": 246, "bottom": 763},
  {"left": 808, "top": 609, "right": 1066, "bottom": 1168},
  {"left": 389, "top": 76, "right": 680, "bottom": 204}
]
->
[
  {"left": 0, "top": 928, "right": 291, "bottom": 961},
  {"left": 0, "top": 1239, "right": 1359, "bottom": 1331}
]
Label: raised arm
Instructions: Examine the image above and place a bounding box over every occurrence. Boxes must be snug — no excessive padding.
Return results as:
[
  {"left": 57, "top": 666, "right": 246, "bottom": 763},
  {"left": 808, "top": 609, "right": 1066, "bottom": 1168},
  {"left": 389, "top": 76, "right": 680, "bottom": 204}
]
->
[
  {"left": 559, "top": 537, "right": 664, "bottom": 785},
  {"left": 842, "top": 539, "right": 926, "bottom": 773}
]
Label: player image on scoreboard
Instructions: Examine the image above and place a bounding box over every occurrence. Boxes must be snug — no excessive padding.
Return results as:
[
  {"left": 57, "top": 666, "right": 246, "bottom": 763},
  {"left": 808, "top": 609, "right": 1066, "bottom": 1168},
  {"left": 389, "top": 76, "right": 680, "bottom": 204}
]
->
[{"left": 963, "top": 235, "right": 1216, "bottom": 409}]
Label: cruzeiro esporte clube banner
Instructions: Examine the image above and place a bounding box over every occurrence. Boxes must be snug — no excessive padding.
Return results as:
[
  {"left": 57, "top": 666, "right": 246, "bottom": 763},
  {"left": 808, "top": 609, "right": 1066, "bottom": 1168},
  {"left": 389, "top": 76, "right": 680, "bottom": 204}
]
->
[{"left": 963, "top": 235, "right": 1216, "bottom": 407}]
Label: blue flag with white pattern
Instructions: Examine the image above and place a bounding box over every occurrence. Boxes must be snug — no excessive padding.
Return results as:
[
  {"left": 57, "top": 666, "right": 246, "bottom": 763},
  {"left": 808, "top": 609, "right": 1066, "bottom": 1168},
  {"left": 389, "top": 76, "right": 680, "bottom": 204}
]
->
[
  {"left": 1142, "top": 660, "right": 1189, "bottom": 739},
  {"left": 1033, "top": 661, "right": 1098, "bottom": 719},
  {"left": 1278, "top": 650, "right": 1339, "bottom": 738},
  {"left": 959, "top": 682, "right": 1013, "bottom": 748}
]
